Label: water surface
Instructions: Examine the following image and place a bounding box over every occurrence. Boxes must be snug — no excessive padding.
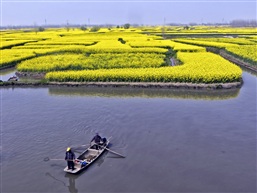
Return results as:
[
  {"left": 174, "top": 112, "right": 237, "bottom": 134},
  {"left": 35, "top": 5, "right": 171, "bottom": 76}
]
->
[{"left": 1, "top": 71, "right": 256, "bottom": 193}]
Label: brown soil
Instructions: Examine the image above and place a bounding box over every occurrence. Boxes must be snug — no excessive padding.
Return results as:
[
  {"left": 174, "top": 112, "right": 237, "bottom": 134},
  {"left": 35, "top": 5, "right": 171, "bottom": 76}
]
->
[{"left": 0, "top": 80, "right": 242, "bottom": 90}]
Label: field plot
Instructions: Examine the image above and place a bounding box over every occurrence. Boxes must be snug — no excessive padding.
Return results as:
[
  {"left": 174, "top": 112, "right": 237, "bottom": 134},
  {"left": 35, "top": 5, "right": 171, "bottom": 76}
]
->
[
  {"left": 2, "top": 26, "right": 255, "bottom": 84},
  {"left": 174, "top": 37, "right": 257, "bottom": 66},
  {"left": 17, "top": 53, "right": 167, "bottom": 72},
  {"left": 46, "top": 52, "right": 241, "bottom": 83},
  {"left": 225, "top": 45, "right": 257, "bottom": 64},
  {"left": 174, "top": 39, "right": 236, "bottom": 49}
]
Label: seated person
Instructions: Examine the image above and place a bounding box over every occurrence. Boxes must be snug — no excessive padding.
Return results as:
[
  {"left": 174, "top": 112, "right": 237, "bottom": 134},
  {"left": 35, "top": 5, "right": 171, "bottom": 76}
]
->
[
  {"left": 91, "top": 133, "right": 102, "bottom": 150},
  {"left": 90, "top": 133, "right": 107, "bottom": 150}
]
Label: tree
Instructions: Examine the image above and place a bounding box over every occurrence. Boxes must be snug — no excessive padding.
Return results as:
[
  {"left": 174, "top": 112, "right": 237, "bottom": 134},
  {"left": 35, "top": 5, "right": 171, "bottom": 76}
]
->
[
  {"left": 80, "top": 26, "right": 87, "bottom": 32},
  {"left": 66, "top": 20, "right": 70, "bottom": 32},
  {"left": 35, "top": 26, "right": 45, "bottom": 34},
  {"left": 183, "top": 25, "right": 190, "bottom": 30},
  {"left": 123, "top": 23, "right": 130, "bottom": 29},
  {"left": 90, "top": 26, "right": 100, "bottom": 32},
  {"left": 118, "top": 38, "right": 126, "bottom": 44},
  {"left": 230, "top": 19, "right": 257, "bottom": 27},
  {"left": 38, "top": 27, "right": 45, "bottom": 32}
]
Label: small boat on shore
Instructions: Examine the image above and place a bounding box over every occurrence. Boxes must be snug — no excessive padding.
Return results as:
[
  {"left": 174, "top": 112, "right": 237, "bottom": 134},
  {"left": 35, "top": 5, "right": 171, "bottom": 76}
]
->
[
  {"left": 8, "top": 76, "right": 18, "bottom": 81},
  {"left": 64, "top": 139, "right": 109, "bottom": 174}
]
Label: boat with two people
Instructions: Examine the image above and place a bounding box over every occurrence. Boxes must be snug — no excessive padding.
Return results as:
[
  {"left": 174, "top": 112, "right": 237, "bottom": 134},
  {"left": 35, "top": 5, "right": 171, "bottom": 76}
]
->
[
  {"left": 64, "top": 137, "right": 110, "bottom": 174},
  {"left": 44, "top": 135, "right": 125, "bottom": 174}
]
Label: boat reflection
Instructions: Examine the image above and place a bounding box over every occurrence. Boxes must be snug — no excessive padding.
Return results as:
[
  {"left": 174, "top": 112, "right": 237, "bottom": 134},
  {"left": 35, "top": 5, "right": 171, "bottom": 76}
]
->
[
  {"left": 45, "top": 150, "right": 109, "bottom": 193},
  {"left": 65, "top": 174, "right": 78, "bottom": 193},
  {"left": 95, "top": 150, "right": 108, "bottom": 167},
  {"left": 45, "top": 172, "right": 78, "bottom": 193}
]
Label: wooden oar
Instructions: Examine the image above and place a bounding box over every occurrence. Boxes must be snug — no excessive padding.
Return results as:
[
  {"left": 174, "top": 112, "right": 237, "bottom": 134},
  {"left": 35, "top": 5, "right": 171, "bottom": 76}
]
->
[
  {"left": 93, "top": 137, "right": 125, "bottom": 158},
  {"left": 44, "top": 157, "right": 64, "bottom": 162},
  {"left": 73, "top": 149, "right": 83, "bottom": 154},
  {"left": 104, "top": 147, "right": 126, "bottom": 158},
  {"left": 70, "top": 144, "right": 89, "bottom": 149},
  {"left": 44, "top": 157, "right": 74, "bottom": 162}
]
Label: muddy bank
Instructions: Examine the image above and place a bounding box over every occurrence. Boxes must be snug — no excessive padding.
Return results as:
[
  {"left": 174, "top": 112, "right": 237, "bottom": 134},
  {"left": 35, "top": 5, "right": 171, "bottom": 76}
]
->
[
  {"left": 15, "top": 71, "right": 46, "bottom": 79},
  {"left": 0, "top": 80, "right": 242, "bottom": 90},
  {"left": 1, "top": 68, "right": 243, "bottom": 90}
]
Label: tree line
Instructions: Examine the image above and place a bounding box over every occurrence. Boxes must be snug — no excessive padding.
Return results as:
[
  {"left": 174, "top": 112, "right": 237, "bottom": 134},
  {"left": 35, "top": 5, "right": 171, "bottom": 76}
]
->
[{"left": 229, "top": 19, "right": 257, "bottom": 27}]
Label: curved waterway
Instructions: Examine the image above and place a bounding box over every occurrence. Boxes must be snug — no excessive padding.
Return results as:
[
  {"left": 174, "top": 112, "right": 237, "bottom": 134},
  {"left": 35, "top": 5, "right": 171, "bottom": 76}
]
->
[{"left": 1, "top": 71, "right": 256, "bottom": 193}]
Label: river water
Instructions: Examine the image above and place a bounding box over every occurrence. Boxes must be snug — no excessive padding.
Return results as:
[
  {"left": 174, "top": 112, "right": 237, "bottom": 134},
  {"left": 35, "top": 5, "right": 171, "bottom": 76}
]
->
[{"left": 0, "top": 71, "right": 256, "bottom": 193}]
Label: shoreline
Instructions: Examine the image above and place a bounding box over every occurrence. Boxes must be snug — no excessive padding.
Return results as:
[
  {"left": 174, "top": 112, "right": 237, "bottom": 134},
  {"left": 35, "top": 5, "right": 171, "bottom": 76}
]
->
[{"left": 0, "top": 80, "right": 242, "bottom": 90}]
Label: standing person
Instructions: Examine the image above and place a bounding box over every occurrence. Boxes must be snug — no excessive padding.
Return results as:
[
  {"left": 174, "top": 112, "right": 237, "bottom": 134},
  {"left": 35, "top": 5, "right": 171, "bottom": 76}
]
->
[
  {"left": 91, "top": 133, "right": 102, "bottom": 150},
  {"left": 65, "top": 147, "right": 76, "bottom": 170}
]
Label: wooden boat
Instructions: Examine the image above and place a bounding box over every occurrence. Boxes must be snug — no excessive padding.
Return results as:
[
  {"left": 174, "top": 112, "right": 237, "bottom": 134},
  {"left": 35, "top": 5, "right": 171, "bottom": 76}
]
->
[
  {"left": 64, "top": 139, "right": 109, "bottom": 174},
  {"left": 8, "top": 76, "right": 18, "bottom": 81}
]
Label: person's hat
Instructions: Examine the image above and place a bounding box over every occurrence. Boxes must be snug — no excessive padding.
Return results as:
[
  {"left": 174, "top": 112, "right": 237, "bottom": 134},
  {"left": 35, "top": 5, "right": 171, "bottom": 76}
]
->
[{"left": 66, "top": 147, "right": 71, "bottom": 151}]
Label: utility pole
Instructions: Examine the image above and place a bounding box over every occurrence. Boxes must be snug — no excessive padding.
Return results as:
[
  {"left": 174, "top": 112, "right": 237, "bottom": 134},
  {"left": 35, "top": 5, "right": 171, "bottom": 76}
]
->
[
  {"left": 162, "top": 17, "right": 166, "bottom": 38},
  {"left": 34, "top": 22, "right": 38, "bottom": 34},
  {"left": 66, "top": 20, "right": 70, "bottom": 31}
]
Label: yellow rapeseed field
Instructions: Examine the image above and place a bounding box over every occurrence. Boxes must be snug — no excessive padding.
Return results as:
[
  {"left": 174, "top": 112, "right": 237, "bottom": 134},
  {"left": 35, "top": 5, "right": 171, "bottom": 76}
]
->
[
  {"left": 2, "top": 26, "right": 252, "bottom": 84},
  {"left": 46, "top": 52, "right": 242, "bottom": 83}
]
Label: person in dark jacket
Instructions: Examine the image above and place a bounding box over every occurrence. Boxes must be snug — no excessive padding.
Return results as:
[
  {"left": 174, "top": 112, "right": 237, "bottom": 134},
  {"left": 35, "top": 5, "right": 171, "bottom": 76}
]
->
[
  {"left": 91, "top": 133, "right": 102, "bottom": 150},
  {"left": 65, "top": 147, "right": 76, "bottom": 170}
]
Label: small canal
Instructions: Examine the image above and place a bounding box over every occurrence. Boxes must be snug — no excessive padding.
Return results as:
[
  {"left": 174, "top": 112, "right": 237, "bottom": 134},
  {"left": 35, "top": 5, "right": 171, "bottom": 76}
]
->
[{"left": 0, "top": 69, "right": 256, "bottom": 192}]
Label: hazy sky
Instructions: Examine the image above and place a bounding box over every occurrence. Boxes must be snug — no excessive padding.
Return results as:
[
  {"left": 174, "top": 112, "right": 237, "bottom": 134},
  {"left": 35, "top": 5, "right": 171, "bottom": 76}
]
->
[{"left": 1, "top": 0, "right": 256, "bottom": 26}]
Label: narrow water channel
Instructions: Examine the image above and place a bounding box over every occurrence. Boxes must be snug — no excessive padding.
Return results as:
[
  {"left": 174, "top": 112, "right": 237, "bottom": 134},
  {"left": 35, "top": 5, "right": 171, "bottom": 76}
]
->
[{"left": 0, "top": 70, "right": 256, "bottom": 193}]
